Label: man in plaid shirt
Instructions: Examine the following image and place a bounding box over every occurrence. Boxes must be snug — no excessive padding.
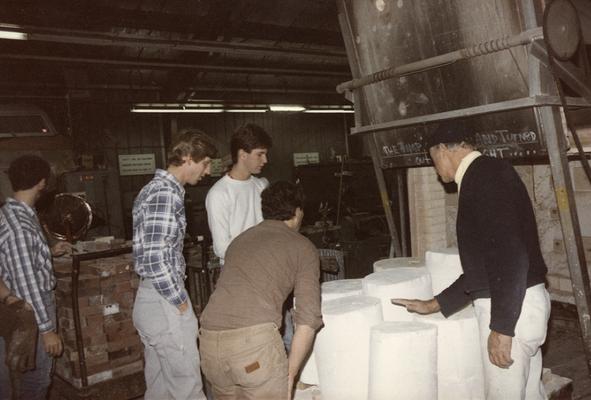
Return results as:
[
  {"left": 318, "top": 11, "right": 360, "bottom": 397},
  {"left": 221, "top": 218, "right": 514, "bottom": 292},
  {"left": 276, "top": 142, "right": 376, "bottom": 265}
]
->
[
  {"left": 132, "top": 130, "right": 217, "bottom": 400},
  {"left": 0, "top": 155, "right": 70, "bottom": 400}
]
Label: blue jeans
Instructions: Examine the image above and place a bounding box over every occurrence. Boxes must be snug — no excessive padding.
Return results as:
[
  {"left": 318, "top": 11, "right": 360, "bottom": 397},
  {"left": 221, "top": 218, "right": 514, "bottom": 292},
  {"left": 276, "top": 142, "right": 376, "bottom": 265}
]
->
[
  {"left": 0, "top": 293, "right": 55, "bottom": 400},
  {"left": 282, "top": 308, "right": 294, "bottom": 353}
]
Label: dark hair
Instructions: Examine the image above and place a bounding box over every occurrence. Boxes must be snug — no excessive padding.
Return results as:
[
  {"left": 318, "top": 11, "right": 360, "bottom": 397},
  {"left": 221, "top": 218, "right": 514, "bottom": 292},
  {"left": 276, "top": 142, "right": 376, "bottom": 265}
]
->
[
  {"left": 230, "top": 123, "right": 272, "bottom": 164},
  {"left": 423, "top": 120, "right": 474, "bottom": 151},
  {"left": 168, "top": 130, "right": 218, "bottom": 167},
  {"left": 261, "top": 181, "right": 305, "bottom": 221},
  {"left": 8, "top": 155, "right": 51, "bottom": 191}
]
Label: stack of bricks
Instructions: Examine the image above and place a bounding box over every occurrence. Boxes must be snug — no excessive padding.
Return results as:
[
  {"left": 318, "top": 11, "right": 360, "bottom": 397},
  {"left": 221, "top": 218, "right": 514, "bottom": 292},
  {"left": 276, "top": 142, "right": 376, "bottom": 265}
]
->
[{"left": 54, "top": 253, "right": 143, "bottom": 388}]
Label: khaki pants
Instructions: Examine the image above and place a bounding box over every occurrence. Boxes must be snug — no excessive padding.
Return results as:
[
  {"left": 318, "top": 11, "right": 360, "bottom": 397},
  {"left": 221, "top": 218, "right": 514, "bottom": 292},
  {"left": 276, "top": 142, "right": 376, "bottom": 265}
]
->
[
  {"left": 199, "top": 323, "right": 289, "bottom": 400},
  {"left": 133, "top": 279, "right": 206, "bottom": 400}
]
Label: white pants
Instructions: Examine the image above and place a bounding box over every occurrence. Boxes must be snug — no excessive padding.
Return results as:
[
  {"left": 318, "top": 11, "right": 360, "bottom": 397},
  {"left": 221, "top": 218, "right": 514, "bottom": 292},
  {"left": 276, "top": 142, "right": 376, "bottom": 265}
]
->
[
  {"left": 133, "top": 280, "right": 206, "bottom": 400},
  {"left": 473, "top": 284, "right": 550, "bottom": 400}
]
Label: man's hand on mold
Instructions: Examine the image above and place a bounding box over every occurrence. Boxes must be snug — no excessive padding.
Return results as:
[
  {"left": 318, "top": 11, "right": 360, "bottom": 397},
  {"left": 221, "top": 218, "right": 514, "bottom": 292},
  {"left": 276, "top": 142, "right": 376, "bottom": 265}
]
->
[{"left": 390, "top": 298, "right": 440, "bottom": 315}]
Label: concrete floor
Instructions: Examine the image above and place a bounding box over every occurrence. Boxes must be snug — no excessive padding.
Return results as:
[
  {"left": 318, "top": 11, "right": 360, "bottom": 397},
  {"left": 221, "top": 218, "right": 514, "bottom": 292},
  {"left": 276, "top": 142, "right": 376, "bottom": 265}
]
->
[{"left": 544, "top": 303, "right": 591, "bottom": 400}]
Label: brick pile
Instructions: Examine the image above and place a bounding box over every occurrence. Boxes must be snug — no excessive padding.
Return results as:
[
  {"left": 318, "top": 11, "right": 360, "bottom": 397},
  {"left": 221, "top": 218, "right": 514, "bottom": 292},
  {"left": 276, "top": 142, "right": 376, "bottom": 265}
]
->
[{"left": 54, "top": 253, "right": 143, "bottom": 387}]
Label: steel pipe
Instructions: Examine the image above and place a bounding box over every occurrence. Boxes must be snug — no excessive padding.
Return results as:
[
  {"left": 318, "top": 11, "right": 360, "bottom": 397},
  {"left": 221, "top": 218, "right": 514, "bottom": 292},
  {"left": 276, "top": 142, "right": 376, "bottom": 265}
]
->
[
  {"left": 0, "top": 25, "right": 347, "bottom": 63},
  {"left": 0, "top": 53, "right": 350, "bottom": 78},
  {"left": 336, "top": 27, "right": 543, "bottom": 94},
  {"left": 349, "top": 95, "right": 590, "bottom": 135}
]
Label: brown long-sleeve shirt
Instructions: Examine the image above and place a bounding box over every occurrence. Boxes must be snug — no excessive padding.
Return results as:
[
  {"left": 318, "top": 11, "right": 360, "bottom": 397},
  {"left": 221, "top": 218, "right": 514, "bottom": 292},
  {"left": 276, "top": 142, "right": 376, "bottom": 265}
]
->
[{"left": 200, "top": 220, "right": 322, "bottom": 331}]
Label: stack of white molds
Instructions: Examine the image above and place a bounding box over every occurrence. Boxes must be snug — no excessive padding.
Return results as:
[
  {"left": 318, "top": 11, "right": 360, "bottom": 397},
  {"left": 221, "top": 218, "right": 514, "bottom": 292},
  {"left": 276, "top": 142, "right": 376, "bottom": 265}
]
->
[
  {"left": 368, "top": 321, "right": 438, "bottom": 400},
  {"left": 315, "top": 295, "right": 383, "bottom": 400},
  {"left": 300, "top": 279, "right": 363, "bottom": 385},
  {"left": 414, "top": 306, "right": 485, "bottom": 400},
  {"left": 425, "top": 247, "right": 463, "bottom": 295},
  {"left": 362, "top": 267, "right": 433, "bottom": 321},
  {"left": 373, "top": 257, "right": 425, "bottom": 272}
]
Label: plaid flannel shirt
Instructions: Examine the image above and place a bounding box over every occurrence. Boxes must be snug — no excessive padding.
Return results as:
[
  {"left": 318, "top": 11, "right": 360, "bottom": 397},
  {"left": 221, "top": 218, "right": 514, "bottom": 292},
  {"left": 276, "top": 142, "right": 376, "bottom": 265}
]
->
[
  {"left": 0, "top": 198, "right": 56, "bottom": 332},
  {"left": 133, "top": 169, "right": 188, "bottom": 306}
]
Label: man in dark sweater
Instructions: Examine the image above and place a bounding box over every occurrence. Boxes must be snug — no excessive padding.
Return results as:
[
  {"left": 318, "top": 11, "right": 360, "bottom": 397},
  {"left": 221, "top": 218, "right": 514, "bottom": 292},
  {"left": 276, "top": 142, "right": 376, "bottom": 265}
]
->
[
  {"left": 199, "top": 181, "right": 322, "bottom": 400},
  {"left": 393, "top": 122, "right": 550, "bottom": 400}
]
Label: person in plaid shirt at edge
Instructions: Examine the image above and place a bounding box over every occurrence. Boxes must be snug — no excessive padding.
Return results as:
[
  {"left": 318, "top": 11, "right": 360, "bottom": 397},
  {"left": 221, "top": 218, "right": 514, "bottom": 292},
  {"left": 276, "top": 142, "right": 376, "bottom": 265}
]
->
[
  {"left": 132, "top": 130, "right": 217, "bottom": 400},
  {"left": 0, "top": 155, "right": 71, "bottom": 400}
]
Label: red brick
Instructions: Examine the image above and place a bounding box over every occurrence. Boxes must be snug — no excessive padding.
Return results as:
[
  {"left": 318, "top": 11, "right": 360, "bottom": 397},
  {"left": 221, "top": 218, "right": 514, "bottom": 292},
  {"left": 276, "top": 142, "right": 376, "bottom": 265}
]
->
[{"left": 85, "top": 314, "right": 105, "bottom": 331}]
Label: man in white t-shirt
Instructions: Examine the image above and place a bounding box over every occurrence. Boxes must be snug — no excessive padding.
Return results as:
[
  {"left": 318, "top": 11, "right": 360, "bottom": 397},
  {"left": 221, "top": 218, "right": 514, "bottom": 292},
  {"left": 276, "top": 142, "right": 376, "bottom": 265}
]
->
[{"left": 205, "top": 123, "right": 273, "bottom": 264}]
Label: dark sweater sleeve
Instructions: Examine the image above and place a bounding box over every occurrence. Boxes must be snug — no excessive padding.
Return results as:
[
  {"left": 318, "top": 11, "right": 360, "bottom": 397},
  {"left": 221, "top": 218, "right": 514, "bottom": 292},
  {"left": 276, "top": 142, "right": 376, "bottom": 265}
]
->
[
  {"left": 475, "top": 163, "right": 529, "bottom": 336},
  {"left": 436, "top": 274, "right": 471, "bottom": 317}
]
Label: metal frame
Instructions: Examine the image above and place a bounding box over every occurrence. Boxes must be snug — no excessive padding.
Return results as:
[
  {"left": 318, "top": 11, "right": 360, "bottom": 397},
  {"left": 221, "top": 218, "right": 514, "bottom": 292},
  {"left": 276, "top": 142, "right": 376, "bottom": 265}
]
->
[
  {"left": 67, "top": 246, "right": 133, "bottom": 388},
  {"left": 350, "top": 95, "right": 589, "bottom": 135}
]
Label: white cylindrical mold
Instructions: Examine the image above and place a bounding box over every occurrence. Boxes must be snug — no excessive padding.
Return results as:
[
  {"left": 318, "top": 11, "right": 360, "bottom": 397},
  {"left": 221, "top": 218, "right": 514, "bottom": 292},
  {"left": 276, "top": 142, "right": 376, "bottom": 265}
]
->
[
  {"left": 300, "top": 279, "right": 364, "bottom": 385},
  {"left": 315, "top": 295, "right": 383, "bottom": 400},
  {"left": 362, "top": 267, "right": 433, "bottom": 321},
  {"left": 414, "top": 306, "right": 485, "bottom": 400},
  {"left": 373, "top": 257, "right": 425, "bottom": 272},
  {"left": 425, "top": 248, "right": 463, "bottom": 295},
  {"left": 321, "top": 279, "right": 363, "bottom": 302},
  {"left": 368, "top": 321, "right": 438, "bottom": 400}
]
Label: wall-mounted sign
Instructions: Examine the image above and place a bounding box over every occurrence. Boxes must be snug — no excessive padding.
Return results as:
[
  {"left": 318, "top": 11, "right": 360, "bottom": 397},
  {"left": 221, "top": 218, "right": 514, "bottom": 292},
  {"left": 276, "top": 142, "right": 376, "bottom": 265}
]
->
[
  {"left": 293, "top": 152, "right": 320, "bottom": 167},
  {"left": 118, "top": 153, "right": 156, "bottom": 176}
]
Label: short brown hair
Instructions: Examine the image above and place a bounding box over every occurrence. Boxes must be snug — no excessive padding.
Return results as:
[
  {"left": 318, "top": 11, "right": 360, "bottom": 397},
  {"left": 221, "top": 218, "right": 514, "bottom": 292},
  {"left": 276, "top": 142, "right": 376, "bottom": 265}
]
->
[
  {"left": 230, "top": 123, "right": 272, "bottom": 164},
  {"left": 167, "top": 130, "right": 218, "bottom": 167}
]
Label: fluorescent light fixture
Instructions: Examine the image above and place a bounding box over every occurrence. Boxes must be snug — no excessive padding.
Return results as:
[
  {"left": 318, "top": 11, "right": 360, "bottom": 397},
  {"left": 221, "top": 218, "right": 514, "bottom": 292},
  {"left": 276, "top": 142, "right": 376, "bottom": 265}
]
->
[
  {"left": 225, "top": 109, "right": 268, "bottom": 113},
  {"left": 131, "top": 103, "right": 353, "bottom": 114},
  {"left": 304, "top": 109, "right": 355, "bottom": 113},
  {"left": 0, "top": 30, "right": 27, "bottom": 40},
  {"left": 131, "top": 103, "right": 226, "bottom": 113},
  {"left": 305, "top": 105, "right": 354, "bottom": 114},
  {"left": 131, "top": 108, "right": 224, "bottom": 113},
  {"left": 269, "top": 105, "right": 306, "bottom": 112}
]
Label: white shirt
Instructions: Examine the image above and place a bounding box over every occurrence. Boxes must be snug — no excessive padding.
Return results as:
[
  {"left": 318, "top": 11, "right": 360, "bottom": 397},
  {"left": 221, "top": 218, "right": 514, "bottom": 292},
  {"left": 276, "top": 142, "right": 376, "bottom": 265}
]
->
[
  {"left": 205, "top": 174, "right": 268, "bottom": 263},
  {"left": 455, "top": 151, "right": 482, "bottom": 192}
]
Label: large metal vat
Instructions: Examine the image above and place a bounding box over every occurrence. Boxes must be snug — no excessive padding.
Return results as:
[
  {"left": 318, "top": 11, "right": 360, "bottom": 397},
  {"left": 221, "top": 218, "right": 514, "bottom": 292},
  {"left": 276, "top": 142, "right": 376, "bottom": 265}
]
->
[{"left": 339, "top": 0, "right": 550, "bottom": 167}]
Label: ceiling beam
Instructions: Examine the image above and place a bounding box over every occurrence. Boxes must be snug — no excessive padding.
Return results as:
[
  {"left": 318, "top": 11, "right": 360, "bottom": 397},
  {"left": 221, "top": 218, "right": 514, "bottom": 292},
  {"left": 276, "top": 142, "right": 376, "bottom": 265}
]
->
[
  {"left": 0, "top": 25, "right": 347, "bottom": 63},
  {"left": 0, "top": 53, "right": 350, "bottom": 78},
  {"left": 0, "top": 81, "right": 338, "bottom": 94},
  {"left": 2, "top": 1, "right": 343, "bottom": 46}
]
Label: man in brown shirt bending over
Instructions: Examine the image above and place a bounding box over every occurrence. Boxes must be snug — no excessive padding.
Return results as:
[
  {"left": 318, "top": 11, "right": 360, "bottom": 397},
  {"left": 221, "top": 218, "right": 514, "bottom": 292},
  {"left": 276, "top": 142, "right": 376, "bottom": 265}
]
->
[{"left": 199, "top": 181, "right": 322, "bottom": 400}]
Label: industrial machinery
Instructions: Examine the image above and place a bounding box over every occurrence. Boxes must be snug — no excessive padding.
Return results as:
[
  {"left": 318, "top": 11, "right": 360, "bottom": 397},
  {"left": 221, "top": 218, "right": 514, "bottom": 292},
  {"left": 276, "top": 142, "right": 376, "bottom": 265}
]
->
[
  {"left": 41, "top": 193, "right": 93, "bottom": 242},
  {"left": 59, "top": 169, "right": 125, "bottom": 239}
]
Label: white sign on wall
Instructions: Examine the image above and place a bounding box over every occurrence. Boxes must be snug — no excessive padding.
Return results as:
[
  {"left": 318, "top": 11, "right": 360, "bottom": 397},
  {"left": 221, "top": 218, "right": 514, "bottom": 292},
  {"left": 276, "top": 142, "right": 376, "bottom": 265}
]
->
[
  {"left": 118, "top": 153, "right": 156, "bottom": 176},
  {"left": 293, "top": 152, "right": 320, "bottom": 167}
]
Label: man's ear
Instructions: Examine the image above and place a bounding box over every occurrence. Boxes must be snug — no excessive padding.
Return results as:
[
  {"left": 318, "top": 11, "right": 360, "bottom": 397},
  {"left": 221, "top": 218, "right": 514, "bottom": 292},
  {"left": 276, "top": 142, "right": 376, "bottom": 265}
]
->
[
  {"left": 238, "top": 149, "right": 248, "bottom": 160},
  {"left": 295, "top": 207, "right": 304, "bottom": 220},
  {"left": 37, "top": 178, "right": 47, "bottom": 190}
]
